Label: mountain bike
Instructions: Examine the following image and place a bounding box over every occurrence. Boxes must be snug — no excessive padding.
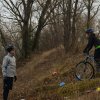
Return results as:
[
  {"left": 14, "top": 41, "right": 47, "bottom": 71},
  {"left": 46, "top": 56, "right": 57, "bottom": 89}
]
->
[{"left": 75, "top": 55, "right": 95, "bottom": 80}]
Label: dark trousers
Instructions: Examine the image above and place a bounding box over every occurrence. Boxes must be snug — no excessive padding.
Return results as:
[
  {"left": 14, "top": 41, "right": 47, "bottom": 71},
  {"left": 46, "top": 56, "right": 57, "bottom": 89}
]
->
[
  {"left": 94, "top": 49, "right": 100, "bottom": 72},
  {"left": 3, "top": 88, "right": 9, "bottom": 100},
  {"left": 3, "top": 77, "right": 13, "bottom": 100}
]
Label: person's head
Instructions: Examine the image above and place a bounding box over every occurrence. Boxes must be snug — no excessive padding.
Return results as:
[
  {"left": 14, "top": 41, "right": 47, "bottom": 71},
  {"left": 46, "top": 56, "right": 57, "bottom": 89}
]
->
[
  {"left": 6, "top": 45, "right": 15, "bottom": 56},
  {"left": 85, "top": 28, "right": 94, "bottom": 37}
]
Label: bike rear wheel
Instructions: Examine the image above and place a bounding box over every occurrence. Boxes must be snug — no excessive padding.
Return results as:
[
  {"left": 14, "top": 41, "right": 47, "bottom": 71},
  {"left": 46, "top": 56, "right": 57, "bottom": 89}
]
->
[{"left": 75, "top": 61, "right": 95, "bottom": 80}]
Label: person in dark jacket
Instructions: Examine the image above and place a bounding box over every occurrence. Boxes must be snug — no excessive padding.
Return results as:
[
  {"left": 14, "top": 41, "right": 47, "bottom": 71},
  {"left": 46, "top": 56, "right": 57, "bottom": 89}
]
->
[{"left": 83, "top": 28, "right": 100, "bottom": 73}]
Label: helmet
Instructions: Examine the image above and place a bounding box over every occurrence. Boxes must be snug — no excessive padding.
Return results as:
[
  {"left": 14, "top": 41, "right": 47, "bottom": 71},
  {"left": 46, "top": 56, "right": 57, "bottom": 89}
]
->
[
  {"left": 6, "top": 45, "right": 14, "bottom": 52},
  {"left": 86, "top": 28, "right": 94, "bottom": 34}
]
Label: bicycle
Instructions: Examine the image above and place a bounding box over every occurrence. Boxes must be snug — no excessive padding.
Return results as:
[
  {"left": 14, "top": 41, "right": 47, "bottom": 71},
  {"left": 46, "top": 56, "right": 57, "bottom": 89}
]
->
[{"left": 75, "top": 55, "right": 95, "bottom": 80}]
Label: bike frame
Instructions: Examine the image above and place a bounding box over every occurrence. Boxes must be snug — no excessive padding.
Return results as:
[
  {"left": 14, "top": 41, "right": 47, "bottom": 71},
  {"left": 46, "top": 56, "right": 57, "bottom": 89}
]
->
[{"left": 83, "top": 55, "right": 96, "bottom": 69}]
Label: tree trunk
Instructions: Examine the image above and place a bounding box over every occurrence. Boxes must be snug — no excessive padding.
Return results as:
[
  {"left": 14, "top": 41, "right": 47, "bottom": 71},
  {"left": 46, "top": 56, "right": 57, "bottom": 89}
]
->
[
  {"left": 32, "top": 0, "right": 52, "bottom": 51},
  {"left": 0, "top": 29, "right": 7, "bottom": 47},
  {"left": 87, "top": 0, "right": 91, "bottom": 29},
  {"left": 71, "top": 0, "right": 78, "bottom": 49},
  {"left": 32, "top": 22, "right": 43, "bottom": 51},
  {"left": 22, "top": 22, "right": 29, "bottom": 58},
  {"left": 63, "top": 0, "right": 72, "bottom": 52},
  {"left": 21, "top": 0, "right": 33, "bottom": 58}
]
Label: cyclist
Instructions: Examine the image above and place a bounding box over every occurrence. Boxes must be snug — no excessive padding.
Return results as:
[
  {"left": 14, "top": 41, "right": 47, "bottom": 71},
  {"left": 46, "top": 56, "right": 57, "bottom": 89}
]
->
[
  {"left": 83, "top": 28, "right": 100, "bottom": 74},
  {"left": 1, "top": 45, "right": 17, "bottom": 100}
]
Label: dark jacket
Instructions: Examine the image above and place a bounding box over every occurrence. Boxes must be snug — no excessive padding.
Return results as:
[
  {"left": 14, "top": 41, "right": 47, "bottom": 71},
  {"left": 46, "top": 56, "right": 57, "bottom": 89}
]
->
[{"left": 83, "top": 33, "right": 100, "bottom": 54}]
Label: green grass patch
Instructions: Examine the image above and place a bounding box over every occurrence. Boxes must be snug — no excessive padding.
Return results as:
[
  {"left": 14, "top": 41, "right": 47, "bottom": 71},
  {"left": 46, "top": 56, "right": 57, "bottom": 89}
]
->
[{"left": 58, "top": 79, "right": 100, "bottom": 97}]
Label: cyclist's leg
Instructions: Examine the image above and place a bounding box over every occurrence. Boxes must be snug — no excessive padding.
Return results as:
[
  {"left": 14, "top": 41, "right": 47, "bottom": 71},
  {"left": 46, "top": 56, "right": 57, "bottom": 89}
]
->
[
  {"left": 95, "top": 59, "right": 100, "bottom": 72},
  {"left": 94, "top": 60, "right": 100, "bottom": 78},
  {"left": 94, "top": 49, "right": 100, "bottom": 73},
  {"left": 94, "top": 49, "right": 100, "bottom": 78}
]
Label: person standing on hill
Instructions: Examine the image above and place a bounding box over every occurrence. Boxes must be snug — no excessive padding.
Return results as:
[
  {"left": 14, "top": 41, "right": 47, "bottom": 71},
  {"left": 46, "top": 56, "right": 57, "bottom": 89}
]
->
[
  {"left": 83, "top": 28, "right": 100, "bottom": 74},
  {"left": 1, "top": 45, "right": 17, "bottom": 100}
]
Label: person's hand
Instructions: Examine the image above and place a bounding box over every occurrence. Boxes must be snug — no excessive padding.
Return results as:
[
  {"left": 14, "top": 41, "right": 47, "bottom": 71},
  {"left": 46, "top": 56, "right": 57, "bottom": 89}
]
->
[{"left": 14, "top": 76, "right": 17, "bottom": 82}]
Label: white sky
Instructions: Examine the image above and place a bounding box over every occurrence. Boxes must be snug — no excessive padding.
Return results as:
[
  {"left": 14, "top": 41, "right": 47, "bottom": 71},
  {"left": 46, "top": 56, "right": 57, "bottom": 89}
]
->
[{"left": 0, "top": 0, "right": 100, "bottom": 24}]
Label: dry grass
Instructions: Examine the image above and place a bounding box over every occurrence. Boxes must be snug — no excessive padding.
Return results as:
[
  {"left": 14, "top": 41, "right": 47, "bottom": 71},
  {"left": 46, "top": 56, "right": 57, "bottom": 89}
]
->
[
  {"left": 58, "top": 79, "right": 100, "bottom": 98},
  {"left": 0, "top": 46, "right": 99, "bottom": 100}
]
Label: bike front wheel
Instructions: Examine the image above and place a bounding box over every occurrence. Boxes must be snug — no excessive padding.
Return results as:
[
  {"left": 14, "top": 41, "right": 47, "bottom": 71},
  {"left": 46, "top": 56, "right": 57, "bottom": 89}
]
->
[{"left": 75, "top": 61, "right": 95, "bottom": 80}]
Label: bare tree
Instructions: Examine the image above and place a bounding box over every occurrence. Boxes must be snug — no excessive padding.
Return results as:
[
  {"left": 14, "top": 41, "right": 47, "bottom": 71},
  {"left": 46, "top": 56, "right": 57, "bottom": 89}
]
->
[
  {"left": 2, "top": 0, "right": 34, "bottom": 58},
  {"left": 62, "top": 0, "right": 72, "bottom": 52},
  {"left": 0, "top": 14, "right": 7, "bottom": 48},
  {"left": 32, "top": 0, "right": 61, "bottom": 51},
  {"left": 83, "top": 0, "right": 100, "bottom": 28},
  {"left": 71, "top": 0, "right": 79, "bottom": 48},
  {"left": 0, "top": 29, "right": 7, "bottom": 48}
]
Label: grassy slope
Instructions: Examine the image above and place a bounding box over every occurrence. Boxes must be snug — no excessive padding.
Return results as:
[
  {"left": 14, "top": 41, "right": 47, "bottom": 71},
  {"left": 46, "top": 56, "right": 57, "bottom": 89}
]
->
[{"left": 0, "top": 46, "right": 100, "bottom": 100}]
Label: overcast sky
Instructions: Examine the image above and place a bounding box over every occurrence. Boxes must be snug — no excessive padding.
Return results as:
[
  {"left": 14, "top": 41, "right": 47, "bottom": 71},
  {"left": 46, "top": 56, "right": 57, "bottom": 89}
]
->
[{"left": 0, "top": 0, "right": 100, "bottom": 24}]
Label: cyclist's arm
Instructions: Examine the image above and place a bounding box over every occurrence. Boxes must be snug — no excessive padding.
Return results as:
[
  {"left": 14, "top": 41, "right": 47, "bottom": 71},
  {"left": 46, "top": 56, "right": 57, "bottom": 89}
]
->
[{"left": 83, "top": 36, "right": 94, "bottom": 54}]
